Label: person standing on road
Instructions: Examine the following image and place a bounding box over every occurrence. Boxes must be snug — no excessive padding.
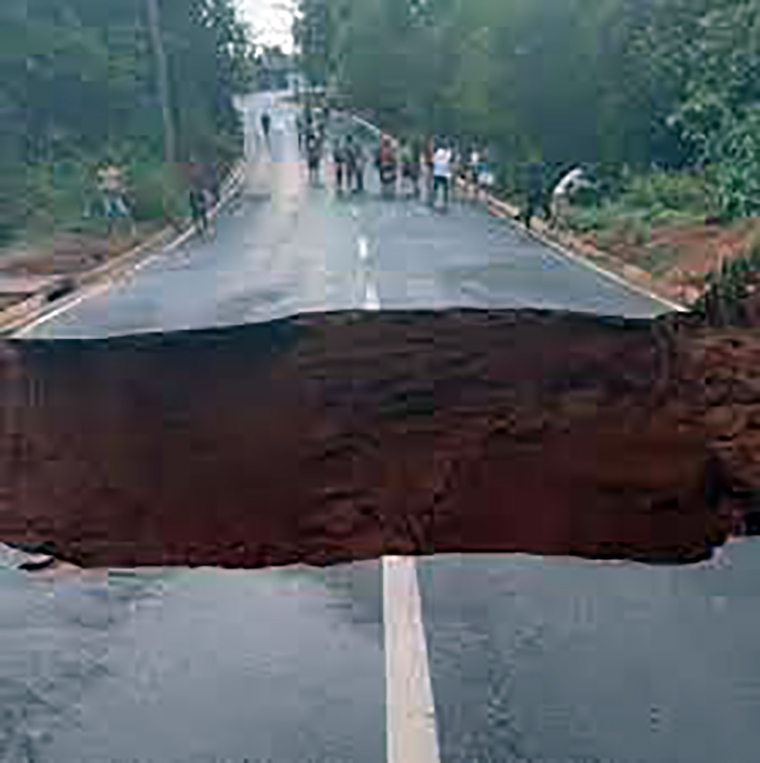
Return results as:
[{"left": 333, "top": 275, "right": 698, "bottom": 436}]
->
[
  {"left": 344, "top": 134, "right": 358, "bottom": 193},
  {"left": 349, "top": 135, "right": 365, "bottom": 194},
  {"left": 185, "top": 158, "right": 211, "bottom": 238},
  {"left": 377, "top": 134, "right": 397, "bottom": 199},
  {"left": 424, "top": 135, "right": 436, "bottom": 203},
  {"left": 97, "top": 160, "right": 135, "bottom": 236},
  {"left": 476, "top": 148, "right": 494, "bottom": 203},
  {"left": 399, "top": 140, "right": 414, "bottom": 198},
  {"left": 304, "top": 106, "right": 313, "bottom": 137},
  {"left": 306, "top": 130, "right": 321, "bottom": 185},
  {"left": 468, "top": 146, "right": 481, "bottom": 200},
  {"left": 317, "top": 115, "right": 327, "bottom": 152},
  {"left": 400, "top": 139, "right": 421, "bottom": 198},
  {"left": 451, "top": 144, "right": 465, "bottom": 200},
  {"left": 333, "top": 138, "right": 347, "bottom": 194},
  {"left": 523, "top": 160, "right": 544, "bottom": 229},
  {"left": 296, "top": 113, "right": 304, "bottom": 153},
  {"left": 469, "top": 147, "right": 480, "bottom": 183},
  {"left": 432, "top": 142, "right": 453, "bottom": 212},
  {"left": 409, "top": 137, "right": 422, "bottom": 198},
  {"left": 261, "top": 112, "right": 272, "bottom": 149}
]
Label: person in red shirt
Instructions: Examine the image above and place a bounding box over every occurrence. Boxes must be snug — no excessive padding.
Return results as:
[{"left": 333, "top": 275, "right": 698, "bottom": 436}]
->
[{"left": 376, "top": 135, "right": 397, "bottom": 199}]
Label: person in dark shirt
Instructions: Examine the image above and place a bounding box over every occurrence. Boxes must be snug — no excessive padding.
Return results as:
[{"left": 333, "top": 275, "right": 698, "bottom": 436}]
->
[
  {"left": 409, "top": 137, "right": 422, "bottom": 198},
  {"left": 345, "top": 134, "right": 360, "bottom": 193},
  {"left": 296, "top": 113, "right": 305, "bottom": 153},
  {"left": 261, "top": 112, "right": 272, "bottom": 147},
  {"left": 333, "top": 138, "right": 346, "bottom": 194},
  {"left": 524, "top": 161, "right": 544, "bottom": 229},
  {"left": 185, "top": 159, "right": 210, "bottom": 237},
  {"left": 306, "top": 131, "right": 321, "bottom": 184}
]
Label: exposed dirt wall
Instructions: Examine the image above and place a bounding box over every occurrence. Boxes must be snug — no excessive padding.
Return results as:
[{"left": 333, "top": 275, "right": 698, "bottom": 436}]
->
[{"left": 1, "top": 309, "right": 757, "bottom": 569}]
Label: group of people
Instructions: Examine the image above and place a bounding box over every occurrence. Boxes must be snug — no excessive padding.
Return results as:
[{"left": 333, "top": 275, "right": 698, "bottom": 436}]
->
[
  {"left": 292, "top": 107, "right": 586, "bottom": 229},
  {"left": 293, "top": 101, "right": 497, "bottom": 211},
  {"left": 373, "top": 134, "right": 435, "bottom": 203},
  {"left": 86, "top": 157, "right": 220, "bottom": 241},
  {"left": 371, "top": 135, "right": 494, "bottom": 212}
]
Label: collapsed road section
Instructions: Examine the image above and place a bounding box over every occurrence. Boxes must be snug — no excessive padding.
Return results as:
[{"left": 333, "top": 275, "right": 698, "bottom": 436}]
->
[{"left": 0, "top": 307, "right": 758, "bottom": 569}]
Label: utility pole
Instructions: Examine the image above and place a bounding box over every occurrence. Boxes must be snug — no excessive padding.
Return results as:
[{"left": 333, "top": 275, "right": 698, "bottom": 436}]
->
[{"left": 146, "top": 0, "right": 176, "bottom": 164}]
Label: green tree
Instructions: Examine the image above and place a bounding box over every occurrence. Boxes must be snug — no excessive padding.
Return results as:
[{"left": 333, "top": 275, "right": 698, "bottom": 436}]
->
[{"left": 0, "top": 0, "right": 254, "bottom": 245}]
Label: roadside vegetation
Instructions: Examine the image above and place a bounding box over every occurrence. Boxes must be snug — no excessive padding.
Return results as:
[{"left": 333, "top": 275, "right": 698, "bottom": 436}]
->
[
  {"left": 294, "top": 0, "right": 760, "bottom": 304},
  {"left": 0, "top": 0, "right": 255, "bottom": 258}
]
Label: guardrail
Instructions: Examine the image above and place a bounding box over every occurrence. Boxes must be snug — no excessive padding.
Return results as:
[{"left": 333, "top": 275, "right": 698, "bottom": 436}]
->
[{"left": 0, "top": 159, "right": 248, "bottom": 336}]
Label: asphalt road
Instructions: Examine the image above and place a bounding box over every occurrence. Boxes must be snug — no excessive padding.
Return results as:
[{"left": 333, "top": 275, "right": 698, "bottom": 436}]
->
[{"left": 5, "top": 93, "right": 760, "bottom": 763}]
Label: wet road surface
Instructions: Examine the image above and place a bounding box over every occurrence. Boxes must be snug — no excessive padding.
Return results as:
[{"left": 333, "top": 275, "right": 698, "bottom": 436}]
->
[
  {"left": 418, "top": 545, "right": 760, "bottom": 762},
  {"left": 6, "top": 93, "right": 760, "bottom": 762},
  {"left": 19, "top": 96, "right": 663, "bottom": 341}
]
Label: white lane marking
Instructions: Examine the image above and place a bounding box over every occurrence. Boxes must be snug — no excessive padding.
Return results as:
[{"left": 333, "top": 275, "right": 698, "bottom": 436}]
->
[
  {"left": 358, "top": 236, "right": 369, "bottom": 261},
  {"left": 383, "top": 556, "right": 441, "bottom": 763},
  {"left": 351, "top": 205, "right": 359, "bottom": 219},
  {"left": 364, "top": 280, "right": 380, "bottom": 310}
]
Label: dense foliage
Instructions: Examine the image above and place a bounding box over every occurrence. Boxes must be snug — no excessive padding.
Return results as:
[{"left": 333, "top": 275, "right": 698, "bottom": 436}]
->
[
  {"left": 0, "top": 0, "right": 254, "bottom": 245},
  {"left": 294, "top": 0, "right": 760, "bottom": 213}
]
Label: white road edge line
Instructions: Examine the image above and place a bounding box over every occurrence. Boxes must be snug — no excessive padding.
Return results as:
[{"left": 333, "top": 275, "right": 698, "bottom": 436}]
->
[
  {"left": 480, "top": 198, "right": 688, "bottom": 313},
  {"left": 358, "top": 236, "right": 369, "bottom": 261},
  {"left": 12, "top": 281, "right": 111, "bottom": 337},
  {"left": 383, "top": 555, "right": 441, "bottom": 763},
  {"left": 364, "top": 280, "right": 380, "bottom": 310},
  {"left": 12, "top": 225, "right": 198, "bottom": 338},
  {"left": 11, "top": 166, "right": 245, "bottom": 338},
  {"left": 533, "top": 230, "right": 687, "bottom": 313}
]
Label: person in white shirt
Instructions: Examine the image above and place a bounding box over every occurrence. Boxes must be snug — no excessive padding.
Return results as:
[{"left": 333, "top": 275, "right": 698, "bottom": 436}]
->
[
  {"left": 468, "top": 148, "right": 480, "bottom": 200},
  {"left": 431, "top": 144, "right": 452, "bottom": 211},
  {"left": 96, "top": 162, "right": 135, "bottom": 236},
  {"left": 469, "top": 149, "right": 480, "bottom": 181},
  {"left": 476, "top": 149, "right": 494, "bottom": 202},
  {"left": 551, "top": 166, "right": 588, "bottom": 226}
]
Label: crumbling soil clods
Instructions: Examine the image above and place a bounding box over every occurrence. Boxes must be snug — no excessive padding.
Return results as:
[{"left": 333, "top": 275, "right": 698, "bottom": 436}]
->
[{"left": 1, "top": 308, "right": 758, "bottom": 569}]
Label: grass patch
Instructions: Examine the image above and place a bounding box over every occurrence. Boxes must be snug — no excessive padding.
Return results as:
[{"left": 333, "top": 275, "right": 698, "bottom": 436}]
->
[
  {"left": 622, "top": 171, "right": 714, "bottom": 215},
  {"left": 636, "top": 245, "right": 683, "bottom": 277},
  {"left": 1, "top": 155, "right": 195, "bottom": 255},
  {"left": 562, "top": 169, "right": 720, "bottom": 236}
]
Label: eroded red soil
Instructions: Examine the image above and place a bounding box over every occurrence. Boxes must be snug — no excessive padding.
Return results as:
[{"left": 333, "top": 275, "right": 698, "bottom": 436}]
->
[{"left": 1, "top": 309, "right": 757, "bottom": 569}]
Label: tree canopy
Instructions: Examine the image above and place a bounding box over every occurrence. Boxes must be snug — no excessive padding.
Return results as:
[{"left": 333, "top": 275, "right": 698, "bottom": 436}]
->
[
  {"left": 294, "top": 0, "right": 760, "bottom": 213},
  {"left": 0, "top": 0, "right": 255, "bottom": 244}
]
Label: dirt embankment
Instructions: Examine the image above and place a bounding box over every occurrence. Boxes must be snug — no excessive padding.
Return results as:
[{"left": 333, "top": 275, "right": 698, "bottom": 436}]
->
[
  {"left": 576, "top": 218, "right": 760, "bottom": 305},
  {"left": 0, "top": 231, "right": 154, "bottom": 313},
  {"left": 1, "top": 308, "right": 758, "bottom": 569}
]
